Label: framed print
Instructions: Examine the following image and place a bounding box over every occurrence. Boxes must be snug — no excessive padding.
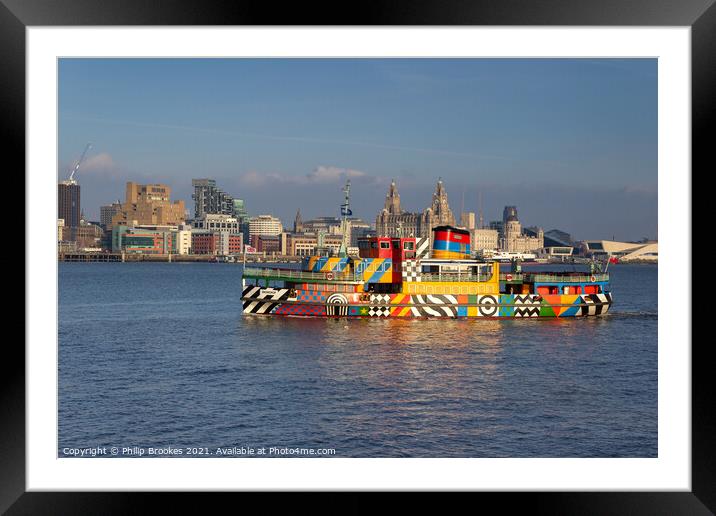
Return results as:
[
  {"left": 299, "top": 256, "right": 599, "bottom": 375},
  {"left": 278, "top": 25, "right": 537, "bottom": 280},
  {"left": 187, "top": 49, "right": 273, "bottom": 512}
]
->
[{"left": 6, "top": 0, "right": 711, "bottom": 512}]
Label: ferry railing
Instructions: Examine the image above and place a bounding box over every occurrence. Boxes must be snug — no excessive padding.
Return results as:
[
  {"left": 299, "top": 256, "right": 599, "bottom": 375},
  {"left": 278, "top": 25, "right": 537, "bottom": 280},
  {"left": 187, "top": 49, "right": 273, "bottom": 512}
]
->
[
  {"left": 242, "top": 266, "right": 361, "bottom": 282},
  {"left": 419, "top": 273, "right": 493, "bottom": 283},
  {"left": 526, "top": 273, "right": 609, "bottom": 283}
]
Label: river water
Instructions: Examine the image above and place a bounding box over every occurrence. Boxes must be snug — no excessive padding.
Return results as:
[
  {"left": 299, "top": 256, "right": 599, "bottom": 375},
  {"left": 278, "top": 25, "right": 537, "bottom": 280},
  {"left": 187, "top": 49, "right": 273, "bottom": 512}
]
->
[{"left": 58, "top": 262, "right": 657, "bottom": 457}]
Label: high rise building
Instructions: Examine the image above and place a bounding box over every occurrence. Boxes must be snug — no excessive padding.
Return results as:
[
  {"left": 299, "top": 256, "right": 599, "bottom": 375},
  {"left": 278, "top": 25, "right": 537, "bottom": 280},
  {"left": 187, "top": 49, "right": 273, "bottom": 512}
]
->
[
  {"left": 232, "top": 198, "right": 249, "bottom": 221},
  {"left": 58, "top": 180, "right": 81, "bottom": 228},
  {"left": 111, "top": 182, "right": 186, "bottom": 229},
  {"left": 192, "top": 178, "right": 235, "bottom": 219},
  {"left": 100, "top": 201, "right": 122, "bottom": 228},
  {"left": 460, "top": 212, "right": 476, "bottom": 230},
  {"left": 248, "top": 215, "right": 283, "bottom": 237}
]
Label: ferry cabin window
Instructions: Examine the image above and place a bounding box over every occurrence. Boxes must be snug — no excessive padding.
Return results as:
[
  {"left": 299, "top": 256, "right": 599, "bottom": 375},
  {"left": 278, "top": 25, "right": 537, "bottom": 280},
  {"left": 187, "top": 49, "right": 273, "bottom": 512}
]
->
[
  {"left": 403, "top": 241, "right": 415, "bottom": 250},
  {"left": 371, "top": 242, "right": 378, "bottom": 249},
  {"left": 380, "top": 242, "right": 390, "bottom": 249}
]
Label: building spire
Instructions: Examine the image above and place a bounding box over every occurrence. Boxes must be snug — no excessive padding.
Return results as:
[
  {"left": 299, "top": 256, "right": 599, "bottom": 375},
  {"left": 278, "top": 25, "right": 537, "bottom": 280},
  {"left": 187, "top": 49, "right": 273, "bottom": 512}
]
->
[
  {"left": 384, "top": 179, "right": 401, "bottom": 215},
  {"left": 293, "top": 208, "right": 303, "bottom": 233}
]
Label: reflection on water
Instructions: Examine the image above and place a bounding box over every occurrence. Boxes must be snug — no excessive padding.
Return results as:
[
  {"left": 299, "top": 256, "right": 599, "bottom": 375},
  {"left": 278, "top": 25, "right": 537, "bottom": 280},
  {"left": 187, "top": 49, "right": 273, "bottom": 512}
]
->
[{"left": 59, "top": 262, "right": 658, "bottom": 457}]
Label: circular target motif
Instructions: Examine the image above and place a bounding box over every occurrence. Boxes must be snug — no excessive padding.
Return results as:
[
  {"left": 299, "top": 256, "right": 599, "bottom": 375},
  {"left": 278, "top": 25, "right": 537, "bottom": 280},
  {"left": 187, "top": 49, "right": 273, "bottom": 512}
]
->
[
  {"left": 326, "top": 272, "right": 334, "bottom": 280},
  {"left": 325, "top": 293, "right": 348, "bottom": 316},
  {"left": 478, "top": 295, "right": 498, "bottom": 317}
]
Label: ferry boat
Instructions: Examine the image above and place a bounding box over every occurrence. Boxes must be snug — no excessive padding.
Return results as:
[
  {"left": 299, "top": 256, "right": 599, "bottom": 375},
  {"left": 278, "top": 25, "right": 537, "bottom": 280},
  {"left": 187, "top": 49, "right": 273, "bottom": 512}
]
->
[{"left": 241, "top": 182, "right": 612, "bottom": 319}]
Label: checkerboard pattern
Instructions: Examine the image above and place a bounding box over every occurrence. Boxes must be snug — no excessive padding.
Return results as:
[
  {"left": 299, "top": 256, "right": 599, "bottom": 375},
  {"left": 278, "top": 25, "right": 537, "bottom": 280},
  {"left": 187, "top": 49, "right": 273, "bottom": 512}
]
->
[
  {"left": 369, "top": 294, "right": 391, "bottom": 304},
  {"left": 297, "top": 291, "right": 327, "bottom": 303},
  {"left": 401, "top": 260, "right": 421, "bottom": 282},
  {"left": 368, "top": 306, "right": 391, "bottom": 317},
  {"left": 274, "top": 304, "right": 325, "bottom": 316}
]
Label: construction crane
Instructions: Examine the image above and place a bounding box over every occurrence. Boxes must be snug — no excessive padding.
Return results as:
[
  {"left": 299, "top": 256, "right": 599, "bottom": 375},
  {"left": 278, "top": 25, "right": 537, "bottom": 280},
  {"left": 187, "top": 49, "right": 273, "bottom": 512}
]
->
[{"left": 67, "top": 143, "right": 92, "bottom": 183}]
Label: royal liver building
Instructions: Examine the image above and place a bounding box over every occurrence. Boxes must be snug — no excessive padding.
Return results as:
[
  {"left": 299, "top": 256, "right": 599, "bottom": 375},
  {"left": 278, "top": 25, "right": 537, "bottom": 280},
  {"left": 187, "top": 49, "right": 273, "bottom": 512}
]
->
[{"left": 375, "top": 178, "right": 456, "bottom": 241}]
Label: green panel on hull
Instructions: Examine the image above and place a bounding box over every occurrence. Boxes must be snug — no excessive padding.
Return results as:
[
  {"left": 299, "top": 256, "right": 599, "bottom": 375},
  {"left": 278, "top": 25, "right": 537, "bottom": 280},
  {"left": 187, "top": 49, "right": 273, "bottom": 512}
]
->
[{"left": 539, "top": 303, "right": 556, "bottom": 317}]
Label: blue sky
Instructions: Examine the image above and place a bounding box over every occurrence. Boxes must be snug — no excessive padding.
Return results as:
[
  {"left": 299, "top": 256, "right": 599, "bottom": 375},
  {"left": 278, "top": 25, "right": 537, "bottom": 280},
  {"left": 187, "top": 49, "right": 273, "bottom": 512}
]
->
[{"left": 58, "top": 58, "right": 657, "bottom": 241}]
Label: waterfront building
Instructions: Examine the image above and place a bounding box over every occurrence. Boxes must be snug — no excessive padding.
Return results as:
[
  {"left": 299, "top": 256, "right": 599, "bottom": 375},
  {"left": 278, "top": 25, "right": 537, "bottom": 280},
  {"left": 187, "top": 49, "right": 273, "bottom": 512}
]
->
[
  {"left": 299, "top": 216, "right": 343, "bottom": 235},
  {"left": 252, "top": 235, "right": 281, "bottom": 254},
  {"left": 498, "top": 206, "right": 544, "bottom": 253},
  {"left": 375, "top": 178, "right": 456, "bottom": 242},
  {"left": 471, "top": 228, "right": 499, "bottom": 253},
  {"left": 542, "top": 229, "right": 575, "bottom": 248},
  {"left": 176, "top": 225, "right": 192, "bottom": 255},
  {"left": 192, "top": 213, "right": 242, "bottom": 234},
  {"left": 537, "top": 246, "right": 574, "bottom": 261},
  {"left": 349, "top": 220, "right": 373, "bottom": 247},
  {"left": 66, "top": 220, "right": 104, "bottom": 250},
  {"left": 580, "top": 240, "right": 658, "bottom": 262},
  {"left": 58, "top": 241, "right": 77, "bottom": 253},
  {"left": 100, "top": 201, "right": 122, "bottom": 229},
  {"left": 191, "top": 231, "right": 243, "bottom": 256},
  {"left": 489, "top": 220, "right": 504, "bottom": 236},
  {"left": 57, "top": 219, "right": 65, "bottom": 242},
  {"left": 111, "top": 182, "right": 186, "bottom": 229},
  {"left": 58, "top": 180, "right": 81, "bottom": 228},
  {"left": 248, "top": 214, "right": 283, "bottom": 238},
  {"left": 112, "top": 225, "right": 178, "bottom": 254},
  {"left": 281, "top": 232, "right": 343, "bottom": 257}
]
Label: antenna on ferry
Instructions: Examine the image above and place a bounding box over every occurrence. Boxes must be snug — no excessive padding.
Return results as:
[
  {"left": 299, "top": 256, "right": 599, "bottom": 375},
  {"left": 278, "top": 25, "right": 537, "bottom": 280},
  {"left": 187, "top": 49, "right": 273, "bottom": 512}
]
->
[{"left": 339, "top": 179, "right": 351, "bottom": 257}]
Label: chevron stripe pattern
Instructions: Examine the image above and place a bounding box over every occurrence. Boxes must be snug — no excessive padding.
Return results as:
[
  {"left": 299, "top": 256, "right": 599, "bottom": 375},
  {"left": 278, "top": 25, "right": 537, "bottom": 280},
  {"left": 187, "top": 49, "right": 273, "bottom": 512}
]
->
[
  {"left": 580, "top": 293, "right": 612, "bottom": 316},
  {"left": 415, "top": 237, "right": 430, "bottom": 259},
  {"left": 241, "top": 285, "right": 291, "bottom": 314},
  {"left": 412, "top": 294, "right": 458, "bottom": 317}
]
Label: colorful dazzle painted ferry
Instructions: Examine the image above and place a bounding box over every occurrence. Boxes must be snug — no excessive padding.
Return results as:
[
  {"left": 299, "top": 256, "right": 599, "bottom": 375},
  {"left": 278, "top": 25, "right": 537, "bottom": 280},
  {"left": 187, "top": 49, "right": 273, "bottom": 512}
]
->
[{"left": 241, "top": 183, "right": 612, "bottom": 319}]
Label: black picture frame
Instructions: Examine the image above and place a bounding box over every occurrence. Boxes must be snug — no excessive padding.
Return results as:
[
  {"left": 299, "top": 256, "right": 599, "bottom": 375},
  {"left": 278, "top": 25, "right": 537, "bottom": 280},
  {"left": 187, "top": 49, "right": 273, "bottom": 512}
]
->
[{"left": 5, "top": 0, "right": 709, "bottom": 512}]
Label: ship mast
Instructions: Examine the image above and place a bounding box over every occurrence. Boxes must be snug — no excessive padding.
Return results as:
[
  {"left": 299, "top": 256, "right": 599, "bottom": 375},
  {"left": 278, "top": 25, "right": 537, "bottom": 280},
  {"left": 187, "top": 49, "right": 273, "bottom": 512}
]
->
[{"left": 339, "top": 179, "right": 352, "bottom": 257}]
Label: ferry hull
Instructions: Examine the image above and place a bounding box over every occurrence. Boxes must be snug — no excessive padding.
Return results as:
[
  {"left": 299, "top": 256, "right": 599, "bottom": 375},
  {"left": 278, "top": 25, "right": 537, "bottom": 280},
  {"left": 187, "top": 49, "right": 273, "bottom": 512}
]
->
[{"left": 241, "top": 285, "right": 612, "bottom": 318}]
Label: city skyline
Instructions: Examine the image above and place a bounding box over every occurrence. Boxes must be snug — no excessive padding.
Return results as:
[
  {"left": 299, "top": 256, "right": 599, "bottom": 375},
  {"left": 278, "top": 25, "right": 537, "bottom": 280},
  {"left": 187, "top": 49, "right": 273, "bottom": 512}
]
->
[{"left": 59, "top": 58, "right": 657, "bottom": 241}]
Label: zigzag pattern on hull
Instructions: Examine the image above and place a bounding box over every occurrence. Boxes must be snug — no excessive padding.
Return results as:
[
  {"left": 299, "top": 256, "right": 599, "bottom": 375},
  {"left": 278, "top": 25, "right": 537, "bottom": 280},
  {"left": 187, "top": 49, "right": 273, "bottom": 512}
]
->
[{"left": 514, "top": 306, "right": 541, "bottom": 318}]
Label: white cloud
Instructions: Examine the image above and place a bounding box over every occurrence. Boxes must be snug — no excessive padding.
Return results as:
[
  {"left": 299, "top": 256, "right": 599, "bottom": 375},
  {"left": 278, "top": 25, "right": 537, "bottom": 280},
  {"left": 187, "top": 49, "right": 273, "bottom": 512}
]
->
[
  {"left": 305, "top": 166, "right": 366, "bottom": 182},
  {"left": 239, "top": 165, "right": 373, "bottom": 187},
  {"left": 80, "top": 152, "right": 116, "bottom": 173}
]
